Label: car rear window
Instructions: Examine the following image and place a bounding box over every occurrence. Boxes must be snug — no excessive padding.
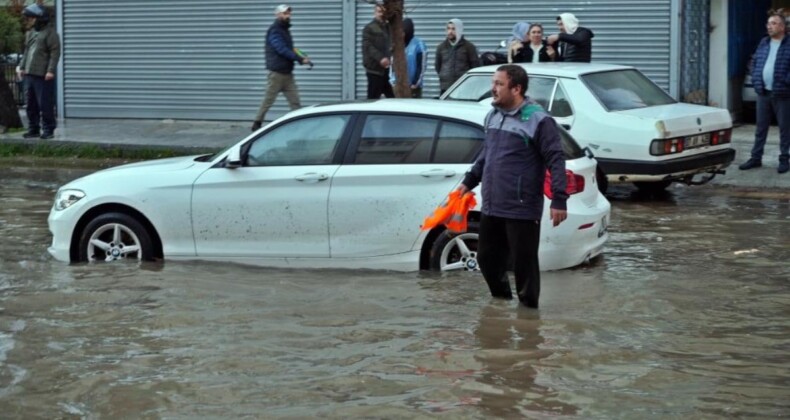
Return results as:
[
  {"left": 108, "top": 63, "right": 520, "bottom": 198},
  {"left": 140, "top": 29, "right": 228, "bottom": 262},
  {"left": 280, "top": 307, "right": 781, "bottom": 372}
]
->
[
  {"left": 559, "top": 127, "right": 584, "bottom": 159},
  {"left": 581, "top": 69, "right": 675, "bottom": 111}
]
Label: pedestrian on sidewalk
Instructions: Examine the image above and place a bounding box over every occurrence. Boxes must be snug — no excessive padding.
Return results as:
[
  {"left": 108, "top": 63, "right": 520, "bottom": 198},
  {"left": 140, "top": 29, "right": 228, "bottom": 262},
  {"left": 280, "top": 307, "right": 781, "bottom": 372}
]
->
[
  {"left": 435, "top": 18, "right": 480, "bottom": 95},
  {"left": 363, "top": 3, "right": 394, "bottom": 99},
  {"left": 389, "top": 18, "right": 427, "bottom": 98},
  {"left": 546, "top": 13, "right": 594, "bottom": 63},
  {"left": 456, "top": 65, "right": 568, "bottom": 309},
  {"left": 251, "top": 4, "right": 310, "bottom": 132},
  {"left": 739, "top": 9, "right": 790, "bottom": 174},
  {"left": 17, "top": 4, "right": 60, "bottom": 140}
]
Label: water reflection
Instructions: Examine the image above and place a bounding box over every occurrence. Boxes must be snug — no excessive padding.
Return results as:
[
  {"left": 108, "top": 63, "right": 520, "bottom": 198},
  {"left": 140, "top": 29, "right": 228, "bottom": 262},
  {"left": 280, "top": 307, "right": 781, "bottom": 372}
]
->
[{"left": 0, "top": 166, "right": 789, "bottom": 418}]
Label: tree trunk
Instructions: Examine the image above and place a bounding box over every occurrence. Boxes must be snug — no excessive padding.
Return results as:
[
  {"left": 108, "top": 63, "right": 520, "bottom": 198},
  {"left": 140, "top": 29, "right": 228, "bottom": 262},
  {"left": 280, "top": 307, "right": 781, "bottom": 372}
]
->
[
  {"left": 385, "top": 1, "right": 410, "bottom": 98},
  {"left": 0, "top": 70, "right": 23, "bottom": 132}
]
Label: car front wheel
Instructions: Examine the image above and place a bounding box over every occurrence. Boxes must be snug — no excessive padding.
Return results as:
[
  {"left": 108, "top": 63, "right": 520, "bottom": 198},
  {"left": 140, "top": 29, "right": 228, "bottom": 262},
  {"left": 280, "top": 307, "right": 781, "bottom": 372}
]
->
[
  {"left": 78, "top": 212, "right": 154, "bottom": 262},
  {"left": 429, "top": 223, "right": 480, "bottom": 272}
]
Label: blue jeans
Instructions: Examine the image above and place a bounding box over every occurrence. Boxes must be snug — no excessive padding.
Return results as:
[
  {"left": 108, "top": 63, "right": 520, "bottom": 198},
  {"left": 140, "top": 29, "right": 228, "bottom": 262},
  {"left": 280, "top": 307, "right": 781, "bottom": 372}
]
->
[
  {"left": 751, "top": 92, "right": 790, "bottom": 162},
  {"left": 24, "top": 74, "right": 56, "bottom": 133}
]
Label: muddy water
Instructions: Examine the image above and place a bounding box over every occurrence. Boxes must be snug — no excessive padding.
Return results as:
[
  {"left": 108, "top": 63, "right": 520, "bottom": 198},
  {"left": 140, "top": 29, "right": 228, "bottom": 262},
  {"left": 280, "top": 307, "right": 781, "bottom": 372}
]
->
[{"left": 1, "top": 165, "right": 789, "bottom": 418}]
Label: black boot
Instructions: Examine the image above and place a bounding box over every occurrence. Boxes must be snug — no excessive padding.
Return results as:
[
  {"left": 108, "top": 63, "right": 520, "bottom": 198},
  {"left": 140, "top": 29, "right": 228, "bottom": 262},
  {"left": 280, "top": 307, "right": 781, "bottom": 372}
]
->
[
  {"left": 40, "top": 131, "right": 54, "bottom": 140},
  {"left": 779, "top": 160, "right": 789, "bottom": 174},
  {"left": 738, "top": 159, "right": 762, "bottom": 170},
  {"left": 23, "top": 130, "right": 40, "bottom": 139}
]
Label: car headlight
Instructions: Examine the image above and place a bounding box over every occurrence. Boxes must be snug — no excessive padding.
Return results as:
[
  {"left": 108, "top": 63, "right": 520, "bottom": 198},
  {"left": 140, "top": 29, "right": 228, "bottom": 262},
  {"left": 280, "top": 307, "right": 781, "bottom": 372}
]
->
[{"left": 54, "top": 189, "right": 86, "bottom": 211}]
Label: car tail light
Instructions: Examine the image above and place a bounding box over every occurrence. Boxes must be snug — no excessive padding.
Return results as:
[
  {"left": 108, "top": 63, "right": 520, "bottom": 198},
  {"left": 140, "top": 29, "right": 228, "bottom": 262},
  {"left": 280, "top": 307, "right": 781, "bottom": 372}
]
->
[
  {"left": 710, "top": 129, "right": 731, "bottom": 145},
  {"left": 650, "top": 137, "right": 684, "bottom": 156},
  {"left": 544, "top": 170, "right": 585, "bottom": 198}
]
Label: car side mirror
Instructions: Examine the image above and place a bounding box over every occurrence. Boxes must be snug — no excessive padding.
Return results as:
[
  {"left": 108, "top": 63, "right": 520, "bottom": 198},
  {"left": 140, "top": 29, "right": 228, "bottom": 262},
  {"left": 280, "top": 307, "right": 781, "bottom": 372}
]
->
[
  {"left": 583, "top": 146, "right": 595, "bottom": 159},
  {"left": 226, "top": 146, "right": 242, "bottom": 169},
  {"left": 561, "top": 124, "right": 571, "bottom": 130}
]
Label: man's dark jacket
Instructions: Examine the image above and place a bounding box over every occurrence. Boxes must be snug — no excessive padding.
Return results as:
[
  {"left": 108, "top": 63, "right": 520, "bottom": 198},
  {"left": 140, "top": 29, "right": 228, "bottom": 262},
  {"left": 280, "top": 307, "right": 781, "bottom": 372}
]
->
[
  {"left": 362, "top": 19, "right": 391, "bottom": 76},
  {"left": 266, "top": 19, "right": 301, "bottom": 74},
  {"left": 463, "top": 100, "right": 568, "bottom": 221},
  {"left": 435, "top": 38, "right": 480, "bottom": 91},
  {"left": 752, "top": 35, "right": 790, "bottom": 98},
  {"left": 556, "top": 27, "right": 594, "bottom": 63}
]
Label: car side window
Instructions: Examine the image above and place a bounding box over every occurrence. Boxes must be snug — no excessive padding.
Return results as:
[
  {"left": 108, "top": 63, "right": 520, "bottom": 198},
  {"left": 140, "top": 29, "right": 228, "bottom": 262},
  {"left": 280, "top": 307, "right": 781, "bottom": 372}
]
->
[
  {"left": 550, "top": 83, "right": 573, "bottom": 118},
  {"left": 246, "top": 114, "right": 349, "bottom": 166},
  {"left": 444, "top": 75, "right": 492, "bottom": 101},
  {"left": 355, "top": 115, "right": 437, "bottom": 164},
  {"left": 434, "top": 122, "right": 484, "bottom": 163},
  {"left": 526, "top": 77, "right": 557, "bottom": 111}
]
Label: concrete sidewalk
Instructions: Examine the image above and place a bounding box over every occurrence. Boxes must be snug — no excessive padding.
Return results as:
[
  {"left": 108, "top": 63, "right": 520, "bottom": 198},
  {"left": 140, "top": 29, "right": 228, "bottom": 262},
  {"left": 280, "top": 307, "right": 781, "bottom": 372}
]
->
[{"left": 0, "top": 116, "right": 788, "bottom": 189}]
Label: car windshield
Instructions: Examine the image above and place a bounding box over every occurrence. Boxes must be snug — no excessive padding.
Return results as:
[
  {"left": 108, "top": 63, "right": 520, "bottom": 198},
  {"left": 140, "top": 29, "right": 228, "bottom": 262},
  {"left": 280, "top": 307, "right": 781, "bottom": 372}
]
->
[
  {"left": 443, "top": 75, "right": 491, "bottom": 101},
  {"left": 581, "top": 69, "right": 675, "bottom": 111}
]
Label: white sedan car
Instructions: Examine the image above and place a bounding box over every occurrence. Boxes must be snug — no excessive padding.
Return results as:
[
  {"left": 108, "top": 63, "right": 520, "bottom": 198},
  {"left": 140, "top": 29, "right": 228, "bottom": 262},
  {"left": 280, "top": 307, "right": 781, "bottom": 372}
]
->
[
  {"left": 441, "top": 63, "right": 736, "bottom": 193},
  {"left": 48, "top": 100, "right": 610, "bottom": 272}
]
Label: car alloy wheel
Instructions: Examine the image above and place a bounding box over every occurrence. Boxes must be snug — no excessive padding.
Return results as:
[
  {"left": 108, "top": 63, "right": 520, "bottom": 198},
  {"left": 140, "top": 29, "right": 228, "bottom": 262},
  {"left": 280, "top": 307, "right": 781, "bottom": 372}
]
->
[
  {"left": 78, "top": 212, "right": 154, "bottom": 262},
  {"left": 429, "top": 223, "right": 480, "bottom": 272}
]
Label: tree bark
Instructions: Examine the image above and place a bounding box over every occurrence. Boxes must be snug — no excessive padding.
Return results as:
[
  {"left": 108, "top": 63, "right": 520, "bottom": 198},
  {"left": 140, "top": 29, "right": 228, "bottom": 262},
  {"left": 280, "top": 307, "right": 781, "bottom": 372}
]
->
[
  {"left": 385, "top": 1, "right": 410, "bottom": 98},
  {"left": 0, "top": 69, "right": 23, "bottom": 132}
]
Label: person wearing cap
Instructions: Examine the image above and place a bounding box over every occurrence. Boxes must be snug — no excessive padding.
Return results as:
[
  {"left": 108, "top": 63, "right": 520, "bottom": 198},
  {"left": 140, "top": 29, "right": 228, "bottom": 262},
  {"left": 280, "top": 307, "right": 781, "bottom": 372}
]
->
[
  {"left": 251, "top": 4, "right": 310, "bottom": 131},
  {"left": 546, "top": 13, "right": 594, "bottom": 63},
  {"left": 435, "top": 18, "right": 480, "bottom": 95},
  {"left": 362, "top": 3, "right": 394, "bottom": 99},
  {"left": 17, "top": 4, "right": 60, "bottom": 140}
]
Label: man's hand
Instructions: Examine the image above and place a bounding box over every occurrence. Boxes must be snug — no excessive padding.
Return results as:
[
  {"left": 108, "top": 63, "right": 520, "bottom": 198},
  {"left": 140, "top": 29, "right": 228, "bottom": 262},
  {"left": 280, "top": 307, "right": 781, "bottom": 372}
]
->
[
  {"left": 546, "top": 45, "right": 556, "bottom": 58},
  {"left": 550, "top": 208, "right": 567, "bottom": 227},
  {"left": 301, "top": 57, "right": 311, "bottom": 65},
  {"left": 380, "top": 57, "right": 390, "bottom": 68},
  {"left": 45, "top": 72, "right": 55, "bottom": 81},
  {"left": 456, "top": 184, "right": 469, "bottom": 195},
  {"left": 16, "top": 67, "right": 24, "bottom": 81},
  {"left": 547, "top": 34, "right": 559, "bottom": 45}
]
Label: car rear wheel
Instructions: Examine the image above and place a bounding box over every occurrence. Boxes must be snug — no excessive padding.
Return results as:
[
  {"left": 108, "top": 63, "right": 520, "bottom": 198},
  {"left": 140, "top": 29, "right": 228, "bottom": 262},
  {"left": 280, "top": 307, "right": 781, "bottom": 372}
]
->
[
  {"left": 634, "top": 180, "right": 672, "bottom": 193},
  {"left": 429, "top": 223, "right": 480, "bottom": 272},
  {"left": 78, "top": 212, "right": 154, "bottom": 262}
]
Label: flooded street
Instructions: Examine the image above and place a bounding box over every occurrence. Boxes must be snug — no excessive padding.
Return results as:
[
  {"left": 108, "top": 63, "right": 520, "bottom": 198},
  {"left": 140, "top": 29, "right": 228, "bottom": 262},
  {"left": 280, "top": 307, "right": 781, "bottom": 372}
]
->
[{"left": 1, "top": 165, "right": 789, "bottom": 418}]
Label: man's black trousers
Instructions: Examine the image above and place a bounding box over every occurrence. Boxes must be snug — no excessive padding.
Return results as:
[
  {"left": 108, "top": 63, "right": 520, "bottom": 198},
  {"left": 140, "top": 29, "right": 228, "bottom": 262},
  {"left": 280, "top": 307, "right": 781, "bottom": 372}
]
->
[
  {"left": 366, "top": 73, "right": 394, "bottom": 99},
  {"left": 477, "top": 214, "right": 541, "bottom": 308}
]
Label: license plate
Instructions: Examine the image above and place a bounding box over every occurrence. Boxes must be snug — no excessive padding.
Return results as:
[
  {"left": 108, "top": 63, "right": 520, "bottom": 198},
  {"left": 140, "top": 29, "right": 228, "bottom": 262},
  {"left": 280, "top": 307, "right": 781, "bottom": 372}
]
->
[{"left": 685, "top": 133, "right": 710, "bottom": 149}]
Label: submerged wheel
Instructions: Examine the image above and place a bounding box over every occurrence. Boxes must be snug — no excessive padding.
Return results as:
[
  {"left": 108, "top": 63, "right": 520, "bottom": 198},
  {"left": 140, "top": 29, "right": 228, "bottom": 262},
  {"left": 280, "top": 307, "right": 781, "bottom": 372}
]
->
[
  {"left": 429, "top": 223, "right": 480, "bottom": 272},
  {"left": 634, "top": 180, "right": 672, "bottom": 193},
  {"left": 77, "top": 212, "right": 154, "bottom": 262},
  {"left": 596, "top": 166, "right": 609, "bottom": 194}
]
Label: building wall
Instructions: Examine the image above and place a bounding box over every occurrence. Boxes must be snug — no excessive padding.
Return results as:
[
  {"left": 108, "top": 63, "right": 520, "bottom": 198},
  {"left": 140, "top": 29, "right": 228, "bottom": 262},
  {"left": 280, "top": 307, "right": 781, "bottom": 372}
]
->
[{"left": 59, "top": 0, "right": 676, "bottom": 121}]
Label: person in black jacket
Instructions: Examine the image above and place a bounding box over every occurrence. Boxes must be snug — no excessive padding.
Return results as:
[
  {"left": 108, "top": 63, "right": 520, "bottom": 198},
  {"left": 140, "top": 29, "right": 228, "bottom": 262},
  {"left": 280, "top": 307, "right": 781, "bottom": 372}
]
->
[
  {"left": 362, "top": 3, "right": 394, "bottom": 99},
  {"left": 547, "top": 13, "right": 594, "bottom": 63},
  {"left": 251, "top": 4, "right": 310, "bottom": 131},
  {"left": 511, "top": 23, "right": 557, "bottom": 64}
]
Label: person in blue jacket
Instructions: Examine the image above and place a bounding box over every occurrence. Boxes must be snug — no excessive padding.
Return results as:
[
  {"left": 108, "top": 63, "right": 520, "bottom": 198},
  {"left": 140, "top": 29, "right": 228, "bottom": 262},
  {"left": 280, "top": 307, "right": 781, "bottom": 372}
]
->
[
  {"left": 457, "top": 64, "right": 568, "bottom": 309},
  {"left": 389, "top": 18, "right": 428, "bottom": 98},
  {"left": 739, "top": 10, "right": 790, "bottom": 174},
  {"left": 251, "top": 4, "right": 310, "bottom": 132}
]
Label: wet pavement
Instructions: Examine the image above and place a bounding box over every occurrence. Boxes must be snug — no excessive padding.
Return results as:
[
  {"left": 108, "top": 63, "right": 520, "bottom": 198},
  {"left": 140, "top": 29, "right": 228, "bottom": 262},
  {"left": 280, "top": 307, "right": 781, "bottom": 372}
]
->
[{"left": 1, "top": 164, "right": 789, "bottom": 418}]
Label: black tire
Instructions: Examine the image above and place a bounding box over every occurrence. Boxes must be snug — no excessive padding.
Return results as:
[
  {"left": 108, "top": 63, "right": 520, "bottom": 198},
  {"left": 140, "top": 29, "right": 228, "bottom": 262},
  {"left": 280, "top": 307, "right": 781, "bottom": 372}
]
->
[
  {"left": 633, "top": 180, "right": 672, "bottom": 193},
  {"left": 429, "top": 223, "right": 480, "bottom": 272},
  {"left": 78, "top": 212, "right": 154, "bottom": 262},
  {"left": 596, "top": 166, "right": 609, "bottom": 194}
]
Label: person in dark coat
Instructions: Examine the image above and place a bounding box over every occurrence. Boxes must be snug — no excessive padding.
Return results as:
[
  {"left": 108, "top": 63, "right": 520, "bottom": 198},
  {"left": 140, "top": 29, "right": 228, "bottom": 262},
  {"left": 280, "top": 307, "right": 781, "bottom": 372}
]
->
[
  {"left": 435, "top": 18, "right": 480, "bottom": 94},
  {"left": 510, "top": 23, "right": 557, "bottom": 64},
  {"left": 547, "top": 13, "right": 594, "bottom": 63},
  {"left": 457, "top": 65, "right": 568, "bottom": 309},
  {"left": 251, "top": 4, "right": 310, "bottom": 131},
  {"left": 739, "top": 10, "right": 790, "bottom": 174},
  {"left": 362, "top": 3, "right": 394, "bottom": 99}
]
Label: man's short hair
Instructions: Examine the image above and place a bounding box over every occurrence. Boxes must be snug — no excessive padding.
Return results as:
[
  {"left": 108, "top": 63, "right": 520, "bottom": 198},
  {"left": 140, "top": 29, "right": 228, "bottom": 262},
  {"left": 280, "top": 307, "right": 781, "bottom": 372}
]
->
[
  {"left": 497, "top": 64, "right": 529, "bottom": 96},
  {"left": 768, "top": 8, "right": 787, "bottom": 24}
]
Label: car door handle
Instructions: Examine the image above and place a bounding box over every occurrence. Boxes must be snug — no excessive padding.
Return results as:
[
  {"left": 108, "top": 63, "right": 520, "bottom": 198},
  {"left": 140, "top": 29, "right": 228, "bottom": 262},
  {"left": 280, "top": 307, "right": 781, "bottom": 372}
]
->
[
  {"left": 420, "top": 169, "right": 456, "bottom": 178},
  {"left": 294, "top": 173, "right": 329, "bottom": 182}
]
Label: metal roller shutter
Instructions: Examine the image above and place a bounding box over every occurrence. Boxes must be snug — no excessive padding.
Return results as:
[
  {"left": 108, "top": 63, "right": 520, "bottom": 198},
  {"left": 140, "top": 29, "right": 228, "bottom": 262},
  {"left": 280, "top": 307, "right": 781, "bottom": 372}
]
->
[
  {"left": 62, "top": 0, "right": 342, "bottom": 120},
  {"left": 355, "top": 0, "right": 673, "bottom": 99}
]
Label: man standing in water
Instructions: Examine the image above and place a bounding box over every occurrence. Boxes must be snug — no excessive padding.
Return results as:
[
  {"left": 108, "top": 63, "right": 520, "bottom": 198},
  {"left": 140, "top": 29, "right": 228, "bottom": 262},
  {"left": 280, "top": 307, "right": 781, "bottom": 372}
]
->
[{"left": 457, "top": 65, "right": 567, "bottom": 309}]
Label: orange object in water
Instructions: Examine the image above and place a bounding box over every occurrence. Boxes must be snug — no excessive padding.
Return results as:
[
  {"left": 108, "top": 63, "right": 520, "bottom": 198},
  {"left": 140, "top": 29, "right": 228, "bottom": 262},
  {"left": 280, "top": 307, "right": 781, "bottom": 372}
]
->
[{"left": 421, "top": 190, "right": 477, "bottom": 234}]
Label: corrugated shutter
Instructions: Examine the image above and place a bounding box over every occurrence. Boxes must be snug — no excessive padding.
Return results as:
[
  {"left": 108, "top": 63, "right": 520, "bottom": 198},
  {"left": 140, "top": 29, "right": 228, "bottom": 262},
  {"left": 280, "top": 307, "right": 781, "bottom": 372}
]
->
[
  {"left": 63, "top": 0, "right": 342, "bottom": 120},
  {"left": 355, "top": 1, "right": 673, "bottom": 99}
]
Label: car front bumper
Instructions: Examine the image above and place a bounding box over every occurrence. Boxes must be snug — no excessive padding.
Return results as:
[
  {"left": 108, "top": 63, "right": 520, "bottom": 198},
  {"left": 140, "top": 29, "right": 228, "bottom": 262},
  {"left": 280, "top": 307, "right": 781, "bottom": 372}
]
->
[
  {"left": 48, "top": 207, "right": 81, "bottom": 263},
  {"left": 597, "top": 148, "right": 736, "bottom": 183}
]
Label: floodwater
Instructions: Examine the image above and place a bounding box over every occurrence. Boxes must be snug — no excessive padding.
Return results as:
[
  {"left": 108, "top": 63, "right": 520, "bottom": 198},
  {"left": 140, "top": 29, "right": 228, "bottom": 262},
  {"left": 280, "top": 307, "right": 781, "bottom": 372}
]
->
[{"left": 1, "top": 164, "right": 789, "bottom": 419}]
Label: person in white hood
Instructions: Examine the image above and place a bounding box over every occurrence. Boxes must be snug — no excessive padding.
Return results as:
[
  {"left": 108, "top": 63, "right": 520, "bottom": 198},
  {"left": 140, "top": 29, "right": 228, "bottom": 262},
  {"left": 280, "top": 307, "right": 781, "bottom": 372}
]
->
[
  {"left": 547, "top": 13, "right": 594, "bottom": 62},
  {"left": 435, "top": 18, "right": 480, "bottom": 93}
]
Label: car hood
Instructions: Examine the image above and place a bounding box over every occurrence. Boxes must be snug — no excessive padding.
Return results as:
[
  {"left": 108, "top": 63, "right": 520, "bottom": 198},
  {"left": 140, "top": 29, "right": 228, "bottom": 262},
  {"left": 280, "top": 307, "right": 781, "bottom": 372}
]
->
[
  {"left": 615, "top": 103, "right": 731, "bottom": 137},
  {"left": 100, "top": 155, "right": 201, "bottom": 173},
  {"left": 63, "top": 155, "right": 203, "bottom": 189}
]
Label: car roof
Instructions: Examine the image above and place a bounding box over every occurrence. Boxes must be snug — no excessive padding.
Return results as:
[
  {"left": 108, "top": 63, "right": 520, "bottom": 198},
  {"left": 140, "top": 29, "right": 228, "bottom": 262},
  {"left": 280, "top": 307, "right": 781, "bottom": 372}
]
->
[
  {"left": 286, "top": 99, "right": 489, "bottom": 124},
  {"left": 466, "top": 62, "right": 634, "bottom": 78}
]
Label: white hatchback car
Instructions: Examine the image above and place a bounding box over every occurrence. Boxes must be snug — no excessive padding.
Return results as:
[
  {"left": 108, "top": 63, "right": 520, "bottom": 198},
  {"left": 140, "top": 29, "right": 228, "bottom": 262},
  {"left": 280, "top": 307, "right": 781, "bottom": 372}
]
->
[
  {"left": 441, "top": 63, "right": 736, "bottom": 193},
  {"left": 48, "top": 100, "right": 610, "bottom": 272}
]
